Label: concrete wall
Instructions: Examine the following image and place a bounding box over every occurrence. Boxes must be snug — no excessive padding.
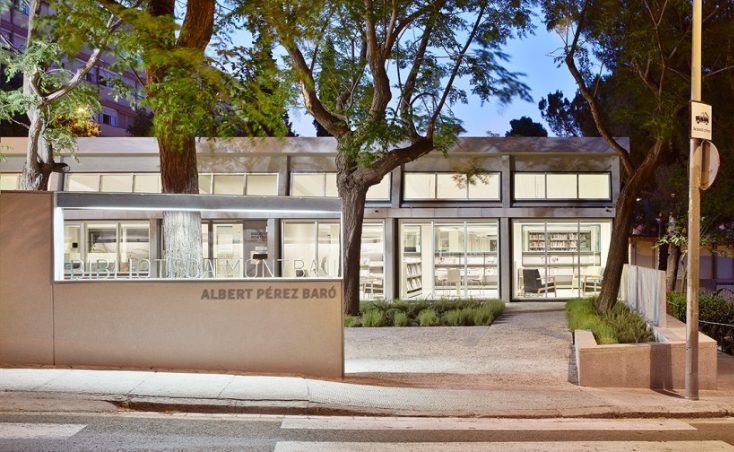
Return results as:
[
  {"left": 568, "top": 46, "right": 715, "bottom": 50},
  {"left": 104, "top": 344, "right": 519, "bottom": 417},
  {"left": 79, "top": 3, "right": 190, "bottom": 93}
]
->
[
  {"left": 575, "top": 316, "right": 718, "bottom": 389},
  {"left": 0, "top": 192, "right": 344, "bottom": 378},
  {"left": 0, "top": 192, "right": 55, "bottom": 364},
  {"left": 53, "top": 280, "right": 343, "bottom": 377}
]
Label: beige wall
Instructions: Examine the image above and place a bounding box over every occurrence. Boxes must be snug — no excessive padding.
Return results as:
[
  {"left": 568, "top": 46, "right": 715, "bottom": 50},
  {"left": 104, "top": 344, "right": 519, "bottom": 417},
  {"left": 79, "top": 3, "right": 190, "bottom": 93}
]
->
[
  {"left": 53, "top": 280, "right": 343, "bottom": 377},
  {"left": 0, "top": 192, "right": 344, "bottom": 378},
  {"left": 0, "top": 192, "right": 55, "bottom": 364}
]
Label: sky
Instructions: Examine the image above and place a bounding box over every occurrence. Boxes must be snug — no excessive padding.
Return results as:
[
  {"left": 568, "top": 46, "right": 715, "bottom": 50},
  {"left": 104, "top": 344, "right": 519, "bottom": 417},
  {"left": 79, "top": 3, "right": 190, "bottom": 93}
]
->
[{"left": 287, "top": 24, "right": 581, "bottom": 138}]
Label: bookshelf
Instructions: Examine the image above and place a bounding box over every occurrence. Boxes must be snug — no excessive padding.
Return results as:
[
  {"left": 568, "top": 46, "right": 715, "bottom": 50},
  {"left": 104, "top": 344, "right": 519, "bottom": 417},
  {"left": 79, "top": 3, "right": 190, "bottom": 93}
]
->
[{"left": 404, "top": 258, "right": 422, "bottom": 297}]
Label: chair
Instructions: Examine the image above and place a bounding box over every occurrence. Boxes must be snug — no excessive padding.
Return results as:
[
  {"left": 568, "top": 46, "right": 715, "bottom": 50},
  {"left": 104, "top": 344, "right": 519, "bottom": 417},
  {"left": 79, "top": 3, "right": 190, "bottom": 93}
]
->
[
  {"left": 582, "top": 266, "right": 604, "bottom": 293},
  {"left": 521, "top": 268, "right": 556, "bottom": 296}
]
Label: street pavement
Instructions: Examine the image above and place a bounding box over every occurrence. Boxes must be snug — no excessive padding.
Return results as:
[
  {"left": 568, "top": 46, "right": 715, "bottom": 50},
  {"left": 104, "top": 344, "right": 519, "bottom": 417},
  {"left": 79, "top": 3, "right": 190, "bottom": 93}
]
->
[{"left": 0, "top": 302, "right": 732, "bottom": 418}]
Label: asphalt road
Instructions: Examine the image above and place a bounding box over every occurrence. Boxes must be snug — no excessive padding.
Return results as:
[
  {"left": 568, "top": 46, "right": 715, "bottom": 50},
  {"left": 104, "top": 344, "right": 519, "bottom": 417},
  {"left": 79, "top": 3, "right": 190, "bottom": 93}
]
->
[{"left": 0, "top": 412, "right": 733, "bottom": 451}]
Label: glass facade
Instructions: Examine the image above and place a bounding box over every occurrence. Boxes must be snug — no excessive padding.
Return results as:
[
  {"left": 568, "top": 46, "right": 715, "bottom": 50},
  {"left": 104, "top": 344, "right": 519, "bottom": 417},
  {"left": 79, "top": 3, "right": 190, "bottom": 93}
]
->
[
  {"left": 404, "top": 172, "right": 501, "bottom": 200},
  {"left": 514, "top": 173, "right": 611, "bottom": 200},
  {"left": 359, "top": 222, "right": 385, "bottom": 298},
  {"left": 512, "top": 220, "right": 612, "bottom": 298},
  {"left": 63, "top": 221, "right": 151, "bottom": 277},
  {"left": 282, "top": 221, "right": 340, "bottom": 278},
  {"left": 291, "top": 172, "right": 391, "bottom": 200},
  {"left": 400, "top": 220, "right": 499, "bottom": 299}
]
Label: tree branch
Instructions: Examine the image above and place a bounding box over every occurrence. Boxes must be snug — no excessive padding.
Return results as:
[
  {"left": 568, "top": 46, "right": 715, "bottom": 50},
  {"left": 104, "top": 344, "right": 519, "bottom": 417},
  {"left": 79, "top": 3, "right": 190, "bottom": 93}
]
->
[
  {"left": 399, "top": 13, "right": 435, "bottom": 140},
  {"left": 283, "top": 42, "right": 349, "bottom": 137},
  {"left": 428, "top": 2, "right": 485, "bottom": 136},
  {"left": 565, "top": 0, "right": 634, "bottom": 176}
]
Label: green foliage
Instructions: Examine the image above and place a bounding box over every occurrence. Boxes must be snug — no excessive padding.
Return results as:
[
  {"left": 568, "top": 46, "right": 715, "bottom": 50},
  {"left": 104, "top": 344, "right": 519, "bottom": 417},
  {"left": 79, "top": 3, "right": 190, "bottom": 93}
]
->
[
  {"left": 668, "top": 291, "right": 734, "bottom": 354},
  {"left": 602, "top": 303, "right": 655, "bottom": 344},
  {"left": 418, "top": 309, "right": 440, "bottom": 327},
  {"left": 393, "top": 311, "right": 410, "bottom": 327},
  {"left": 353, "top": 298, "right": 504, "bottom": 327},
  {"left": 361, "top": 310, "right": 386, "bottom": 327},
  {"left": 344, "top": 315, "right": 359, "bottom": 327},
  {"left": 566, "top": 298, "right": 654, "bottom": 345}
]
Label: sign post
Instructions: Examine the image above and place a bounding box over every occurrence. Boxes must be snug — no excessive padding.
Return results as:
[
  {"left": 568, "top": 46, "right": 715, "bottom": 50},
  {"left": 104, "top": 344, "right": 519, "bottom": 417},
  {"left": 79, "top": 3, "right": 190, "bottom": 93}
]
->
[{"left": 685, "top": 0, "right": 704, "bottom": 401}]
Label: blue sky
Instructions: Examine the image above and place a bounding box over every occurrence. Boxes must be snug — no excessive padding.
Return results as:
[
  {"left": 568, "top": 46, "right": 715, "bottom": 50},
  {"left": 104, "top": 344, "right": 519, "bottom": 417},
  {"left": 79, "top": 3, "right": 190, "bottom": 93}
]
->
[{"left": 288, "top": 25, "right": 580, "bottom": 138}]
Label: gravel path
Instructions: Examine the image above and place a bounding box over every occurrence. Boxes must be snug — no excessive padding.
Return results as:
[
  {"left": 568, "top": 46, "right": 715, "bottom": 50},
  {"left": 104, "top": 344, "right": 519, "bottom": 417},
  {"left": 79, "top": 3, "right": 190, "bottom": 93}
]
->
[{"left": 344, "top": 302, "right": 576, "bottom": 390}]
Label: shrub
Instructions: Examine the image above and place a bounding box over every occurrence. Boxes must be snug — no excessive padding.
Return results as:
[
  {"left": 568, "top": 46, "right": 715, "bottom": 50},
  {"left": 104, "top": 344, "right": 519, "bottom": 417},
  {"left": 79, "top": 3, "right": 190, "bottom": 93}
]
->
[
  {"left": 418, "top": 308, "right": 440, "bottom": 326},
  {"left": 362, "top": 310, "right": 385, "bottom": 327},
  {"left": 442, "top": 309, "right": 463, "bottom": 326},
  {"left": 602, "top": 303, "right": 654, "bottom": 343},
  {"left": 472, "top": 305, "right": 496, "bottom": 325},
  {"left": 393, "top": 311, "right": 410, "bottom": 327},
  {"left": 344, "top": 315, "right": 359, "bottom": 327},
  {"left": 566, "top": 297, "right": 654, "bottom": 344},
  {"left": 482, "top": 299, "right": 505, "bottom": 319},
  {"left": 668, "top": 290, "right": 734, "bottom": 354}
]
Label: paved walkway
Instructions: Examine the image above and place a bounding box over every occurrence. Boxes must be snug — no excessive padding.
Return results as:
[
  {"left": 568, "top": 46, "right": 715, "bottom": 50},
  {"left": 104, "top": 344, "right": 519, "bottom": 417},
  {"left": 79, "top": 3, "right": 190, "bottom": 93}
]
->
[{"left": 0, "top": 302, "right": 732, "bottom": 417}]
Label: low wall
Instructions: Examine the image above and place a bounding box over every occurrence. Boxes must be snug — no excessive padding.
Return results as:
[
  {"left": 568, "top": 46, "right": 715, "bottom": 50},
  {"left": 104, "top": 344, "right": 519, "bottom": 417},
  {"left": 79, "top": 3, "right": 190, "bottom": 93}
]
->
[
  {"left": 51, "top": 280, "right": 343, "bottom": 377},
  {"left": 575, "top": 316, "right": 718, "bottom": 389},
  {"left": 0, "top": 191, "right": 344, "bottom": 379}
]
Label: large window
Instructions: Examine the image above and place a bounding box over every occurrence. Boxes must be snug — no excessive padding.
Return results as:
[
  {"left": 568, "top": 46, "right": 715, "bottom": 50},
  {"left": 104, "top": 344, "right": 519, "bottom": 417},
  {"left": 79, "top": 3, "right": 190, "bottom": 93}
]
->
[
  {"left": 404, "top": 172, "right": 500, "bottom": 200},
  {"left": 66, "top": 173, "right": 162, "bottom": 193},
  {"left": 512, "top": 220, "right": 612, "bottom": 299},
  {"left": 0, "top": 173, "right": 20, "bottom": 190},
  {"left": 199, "top": 173, "right": 278, "bottom": 195},
  {"left": 64, "top": 221, "right": 151, "bottom": 278},
  {"left": 399, "top": 220, "right": 499, "bottom": 300},
  {"left": 282, "top": 221, "right": 340, "bottom": 278},
  {"left": 360, "top": 222, "right": 385, "bottom": 299},
  {"left": 514, "top": 173, "right": 611, "bottom": 200},
  {"left": 291, "top": 173, "right": 390, "bottom": 200}
]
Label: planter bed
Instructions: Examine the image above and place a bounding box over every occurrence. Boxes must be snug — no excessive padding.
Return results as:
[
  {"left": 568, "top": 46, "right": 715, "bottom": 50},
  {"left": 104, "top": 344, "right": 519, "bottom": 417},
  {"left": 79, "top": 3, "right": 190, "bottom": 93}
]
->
[{"left": 575, "top": 316, "right": 718, "bottom": 389}]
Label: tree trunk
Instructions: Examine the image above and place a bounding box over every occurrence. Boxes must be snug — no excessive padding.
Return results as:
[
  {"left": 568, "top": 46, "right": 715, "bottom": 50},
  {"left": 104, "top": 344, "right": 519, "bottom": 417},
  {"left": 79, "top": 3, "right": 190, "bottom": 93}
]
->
[
  {"left": 163, "top": 210, "right": 202, "bottom": 278},
  {"left": 158, "top": 133, "right": 202, "bottom": 277},
  {"left": 337, "top": 153, "right": 370, "bottom": 315},
  {"left": 666, "top": 244, "right": 681, "bottom": 293},
  {"left": 20, "top": 108, "right": 52, "bottom": 191},
  {"left": 596, "top": 141, "right": 667, "bottom": 311},
  {"left": 340, "top": 182, "right": 369, "bottom": 315}
]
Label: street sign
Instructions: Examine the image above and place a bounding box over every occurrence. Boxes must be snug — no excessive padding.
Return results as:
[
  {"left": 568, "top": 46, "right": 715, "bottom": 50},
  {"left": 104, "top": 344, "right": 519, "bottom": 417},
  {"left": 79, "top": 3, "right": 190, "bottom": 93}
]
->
[
  {"left": 691, "top": 101, "right": 712, "bottom": 140},
  {"left": 694, "top": 140, "right": 720, "bottom": 190}
]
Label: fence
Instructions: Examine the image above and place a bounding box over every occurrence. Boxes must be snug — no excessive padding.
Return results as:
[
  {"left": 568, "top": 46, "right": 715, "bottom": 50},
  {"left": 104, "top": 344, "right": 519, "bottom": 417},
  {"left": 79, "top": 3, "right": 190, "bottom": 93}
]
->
[{"left": 619, "top": 264, "right": 666, "bottom": 328}]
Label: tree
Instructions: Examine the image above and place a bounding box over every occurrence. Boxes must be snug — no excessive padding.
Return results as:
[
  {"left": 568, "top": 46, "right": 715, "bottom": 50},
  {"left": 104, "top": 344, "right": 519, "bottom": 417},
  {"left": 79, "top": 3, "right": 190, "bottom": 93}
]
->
[
  {"left": 240, "top": 0, "right": 534, "bottom": 314},
  {"left": 0, "top": 0, "right": 127, "bottom": 189},
  {"left": 542, "top": 0, "right": 734, "bottom": 310},
  {"left": 126, "top": 108, "right": 154, "bottom": 137},
  {"left": 505, "top": 116, "right": 548, "bottom": 137}
]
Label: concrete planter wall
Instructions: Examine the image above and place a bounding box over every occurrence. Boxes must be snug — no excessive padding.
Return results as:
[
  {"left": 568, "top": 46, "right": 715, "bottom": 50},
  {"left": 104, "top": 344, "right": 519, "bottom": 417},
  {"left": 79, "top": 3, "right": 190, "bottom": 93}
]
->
[{"left": 574, "top": 316, "right": 718, "bottom": 389}]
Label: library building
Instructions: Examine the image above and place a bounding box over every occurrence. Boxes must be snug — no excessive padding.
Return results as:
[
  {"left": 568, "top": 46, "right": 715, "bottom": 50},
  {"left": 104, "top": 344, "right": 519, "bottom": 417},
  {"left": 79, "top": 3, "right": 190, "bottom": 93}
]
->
[{"left": 0, "top": 136, "right": 622, "bottom": 303}]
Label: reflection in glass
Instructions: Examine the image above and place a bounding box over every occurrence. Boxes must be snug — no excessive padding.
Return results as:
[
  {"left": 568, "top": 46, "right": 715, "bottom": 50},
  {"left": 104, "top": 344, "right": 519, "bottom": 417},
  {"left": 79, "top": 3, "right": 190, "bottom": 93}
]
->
[
  {"left": 514, "top": 173, "right": 545, "bottom": 199},
  {"left": 67, "top": 174, "right": 100, "bottom": 192},
  {"left": 579, "top": 174, "right": 611, "bottom": 199},
  {"left": 546, "top": 174, "right": 577, "bottom": 199},
  {"left": 292, "top": 174, "right": 324, "bottom": 197},
  {"left": 246, "top": 174, "right": 278, "bottom": 195},
  {"left": 404, "top": 173, "right": 435, "bottom": 199},
  {"left": 100, "top": 174, "right": 132, "bottom": 192},
  {"left": 360, "top": 222, "right": 385, "bottom": 298},
  {"left": 213, "top": 175, "right": 244, "bottom": 195},
  {"left": 214, "top": 224, "right": 244, "bottom": 277},
  {"left": 436, "top": 174, "right": 465, "bottom": 199},
  {"left": 134, "top": 174, "right": 161, "bottom": 193}
]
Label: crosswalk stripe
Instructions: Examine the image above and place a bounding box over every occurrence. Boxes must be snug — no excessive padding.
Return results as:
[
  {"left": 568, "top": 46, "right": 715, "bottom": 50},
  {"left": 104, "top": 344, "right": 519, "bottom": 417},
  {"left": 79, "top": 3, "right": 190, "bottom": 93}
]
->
[
  {"left": 281, "top": 416, "right": 697, "bottom": 431},
  {"left": 0, "top": 422, "right": 86, "bottom": 440},
  {"left": 274, "top": 441, "right": 734, "bottom": 452}
]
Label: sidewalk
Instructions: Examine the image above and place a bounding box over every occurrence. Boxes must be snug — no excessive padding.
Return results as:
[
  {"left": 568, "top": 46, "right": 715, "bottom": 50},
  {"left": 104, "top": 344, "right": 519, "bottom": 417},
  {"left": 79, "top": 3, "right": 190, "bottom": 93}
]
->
[{"left": 0, "top": 302, "right": 732, "bottom": 418}]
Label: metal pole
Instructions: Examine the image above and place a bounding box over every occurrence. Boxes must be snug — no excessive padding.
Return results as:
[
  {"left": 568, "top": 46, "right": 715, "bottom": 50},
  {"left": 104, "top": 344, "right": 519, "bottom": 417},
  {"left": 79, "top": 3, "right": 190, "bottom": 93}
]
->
[{"left": 685, "top": 0, "right": 702, "bottom": 401}]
